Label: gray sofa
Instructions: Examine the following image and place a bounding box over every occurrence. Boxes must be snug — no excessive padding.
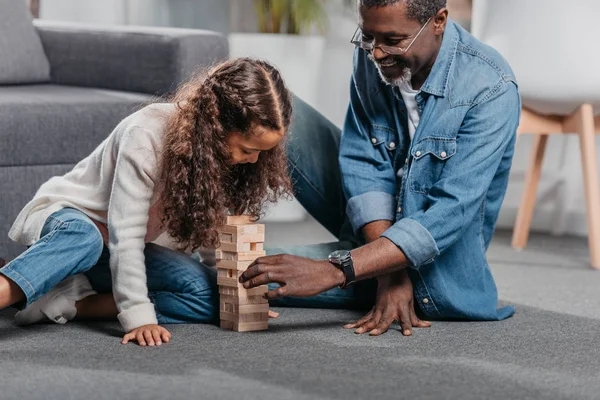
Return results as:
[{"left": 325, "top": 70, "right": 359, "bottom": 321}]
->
[{"left": 0, "top": 5, "right": 228, "bottom": 258}]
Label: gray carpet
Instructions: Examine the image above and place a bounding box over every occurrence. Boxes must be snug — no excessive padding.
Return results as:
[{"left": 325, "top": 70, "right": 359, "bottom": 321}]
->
[
  {"left": 2, "top": 218, "right": 600, "bottom": 399},
  {"left": 0, "top": 304, "right": 599, "bottom": 400}
]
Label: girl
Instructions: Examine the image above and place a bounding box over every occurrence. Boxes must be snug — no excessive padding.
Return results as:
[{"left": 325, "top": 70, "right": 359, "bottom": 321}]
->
[{"left": 0, "top": 58, "right": 293, "bottom": 346}]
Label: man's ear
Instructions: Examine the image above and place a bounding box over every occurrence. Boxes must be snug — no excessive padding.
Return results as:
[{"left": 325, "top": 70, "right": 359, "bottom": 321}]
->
[{"left": 434, "top": 8, "right": 448, "bottom": 35}]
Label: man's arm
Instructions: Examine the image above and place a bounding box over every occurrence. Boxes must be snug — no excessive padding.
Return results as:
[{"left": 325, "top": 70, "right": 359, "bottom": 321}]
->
[
  {"left": 241, "top": 81, "right": 520, "bottom": 294},
  {"left": 362, "top": 220, "right": 392, "bottom": 243}
]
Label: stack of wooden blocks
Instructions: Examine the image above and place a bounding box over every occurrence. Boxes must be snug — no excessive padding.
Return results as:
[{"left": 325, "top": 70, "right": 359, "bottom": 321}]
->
[{"left": 217, "top": 215, "right": 269, "bottom": 332}]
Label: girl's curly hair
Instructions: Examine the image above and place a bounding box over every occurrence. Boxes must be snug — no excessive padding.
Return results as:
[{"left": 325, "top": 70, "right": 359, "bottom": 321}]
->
[{"left": 160, "top": 58, "right": 294, "bottom": 252}]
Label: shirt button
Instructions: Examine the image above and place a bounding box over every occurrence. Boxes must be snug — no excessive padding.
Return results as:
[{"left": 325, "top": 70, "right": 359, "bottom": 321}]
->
[
  {"left": 397, "top": 207, "right": 402, "bottom": 213},
  {"left": 405, "top": 158, "right": 409, "bottom": 164},
  {"left": 422, "top": 298, "right": 429, "bottom": 304},
  {"left": 371, "top": 138, "right": 377, "bottom": 144},
  {"left": 415, "top": 151, "right": 422, "bottom": 157},
  {"left": 441, "top": 151, "right": 447, "bottom": 158},
  {"left": 389, "top": 142, "right": 396, "bottom": 149}
]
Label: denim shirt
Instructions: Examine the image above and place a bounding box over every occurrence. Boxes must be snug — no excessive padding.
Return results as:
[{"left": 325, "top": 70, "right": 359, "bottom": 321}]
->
[{"left": 339, "top": 20, "right": 521, "bottom": 320}]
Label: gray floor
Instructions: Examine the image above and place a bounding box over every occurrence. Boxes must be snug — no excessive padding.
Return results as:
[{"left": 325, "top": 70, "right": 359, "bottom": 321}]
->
[{"left": 1, "top": 216, "right": 599, "bottom": 400}]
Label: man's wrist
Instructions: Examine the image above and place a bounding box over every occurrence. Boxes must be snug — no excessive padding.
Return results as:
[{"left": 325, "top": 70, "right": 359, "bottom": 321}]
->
[{"left": 326, "top": 261, "right": 346, "bottom": 288}]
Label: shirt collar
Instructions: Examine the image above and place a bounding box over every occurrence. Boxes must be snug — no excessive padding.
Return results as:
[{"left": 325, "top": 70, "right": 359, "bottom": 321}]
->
[{"left": 419, "top": 19, "right": 459, "bottom": 98}]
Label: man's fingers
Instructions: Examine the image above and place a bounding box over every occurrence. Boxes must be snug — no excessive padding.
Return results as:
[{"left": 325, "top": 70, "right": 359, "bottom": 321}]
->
[
  {"left": 398, "top": 305, "right": 413, "bottom": 336},
  {"left": 161, "top": 330, "right": 171, "bottom": 343},
  {"left": 344, "top": 310, "right": 374, "bottom": 329},
  {"left": 369, "top": 318, "right": 393, "bottom": 336},
  {"left": 239, "top": 263, "right": 264, "bottom": 282},
  {"left": 354, "top": 311, "right": 381, "bottom": 334},
  {"left": 264, "top": 285, "right": 288, "bottom": 300},
  {"left": 410, "top": 312, "right": 432, "bottom": 328},
  {"left": 244, "top": 254, "right": 286, "bottom": 271},
  {"left": 357, "top": 307, "right": 383, "bottom": 334},
  {"left": 243, "top": 271, "right": 284, "bottom": 289},
  {"left": 369, "top": 310, "right": 395, "bottom": 336}
]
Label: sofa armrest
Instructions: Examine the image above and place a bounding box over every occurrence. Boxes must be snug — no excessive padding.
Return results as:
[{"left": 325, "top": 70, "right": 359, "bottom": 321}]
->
[{"left": 34, "top": 20, "right": 229, "bottom": 95}]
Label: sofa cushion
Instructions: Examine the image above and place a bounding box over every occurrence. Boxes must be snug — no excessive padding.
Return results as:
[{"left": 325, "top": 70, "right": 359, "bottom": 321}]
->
[
  {"left": 0, "top": 84, "right": 151, "bottom": 167},
  {"left": 0, "top": 0, "right": 51, "bottom": 84}
]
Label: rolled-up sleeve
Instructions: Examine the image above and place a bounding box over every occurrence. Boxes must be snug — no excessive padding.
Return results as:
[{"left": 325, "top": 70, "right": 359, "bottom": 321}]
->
[{"left": 381, "top": 81, "right": 521, "bottom": 268}]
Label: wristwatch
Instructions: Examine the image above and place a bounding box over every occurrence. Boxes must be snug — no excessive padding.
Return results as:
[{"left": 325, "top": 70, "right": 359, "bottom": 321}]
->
[{"left": 328, "top": 250, "right": 356, "bottom": 289}]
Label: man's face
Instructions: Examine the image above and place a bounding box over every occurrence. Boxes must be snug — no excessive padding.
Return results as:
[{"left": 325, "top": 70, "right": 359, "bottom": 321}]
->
[{"left": 358, "top": 2, "right": 444, "bottom": 86}]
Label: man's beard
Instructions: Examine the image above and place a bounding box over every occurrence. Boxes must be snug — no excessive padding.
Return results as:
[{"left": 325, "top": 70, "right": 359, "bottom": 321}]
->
[{"left": 368, "top": 53, "right": 412, "bottom": 86}]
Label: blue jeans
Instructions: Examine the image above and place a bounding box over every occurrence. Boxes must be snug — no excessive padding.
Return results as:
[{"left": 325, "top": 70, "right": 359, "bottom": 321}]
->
[
  {"left": 1, "top": 98, "right": 375, "bottom": 322},
  {"left": 266, "top": 97, "right": 376, "bottom": 310},
  {"left": 1, "top": 208, "right": 219, "bottom": 324}
]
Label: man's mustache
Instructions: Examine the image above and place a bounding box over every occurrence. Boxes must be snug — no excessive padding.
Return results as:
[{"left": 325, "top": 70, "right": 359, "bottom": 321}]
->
[{"left": 367, "top": 53, "right": 407, "bottom": 69}]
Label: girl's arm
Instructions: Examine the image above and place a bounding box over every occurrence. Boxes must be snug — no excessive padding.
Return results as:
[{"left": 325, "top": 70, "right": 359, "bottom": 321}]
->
[{"left": 107, "top": 125, "right": 161, "bottom": 332}]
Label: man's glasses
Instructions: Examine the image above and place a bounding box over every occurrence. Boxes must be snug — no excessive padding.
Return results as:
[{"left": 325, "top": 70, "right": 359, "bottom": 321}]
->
[{"left": 350, "top": 17, "right": 431, "bottom": 55}]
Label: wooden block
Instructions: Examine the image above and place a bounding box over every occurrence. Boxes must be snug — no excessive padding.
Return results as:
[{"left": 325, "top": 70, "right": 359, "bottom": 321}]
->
[
  {"left": 233, "top": 321, "right": 268, "bottom": 332},
  {"left": 219, "top": 241, "right": 251, "bottom": 253},
  {"left": 219, "top": 224, "right": 263, "bottom": 236},
  {"left": 220, "top": 320, "right": 234, "bottom": 330},
  {"left": 219, "top": 232, "right": 265, "bottom": 245},
  {"left": 220, "top": 301, "right": 235, "bottom": 313},
  {"left": 217, "top": 268, "right": 243, "bottom": 279},
  {"left": 237, "top": 303, "right": 270, "bottom": 313},
  {"left": 250, "top": 242, "right": 264, "bottom": 251},
  {"left": 220, "top": 294, "right": 268, "bottom": 305},
  {"left": 216, "top": 250, "right": 266, "bottom": 261},
  {"left": 226, "top": 215, "right": 255, "bottom": 225},
  {"left": 220, "top": 311, "right": 269, "bottom": 323},
  {"left": 217, "top": 276, "right": 242, "bottom": 288},
  {"left": 218, "top": 285, "right": 268, "bottom": 298},
  {"left": 216, "top": 259, "right": 252, "bottom": 271},
  {"left": 219, "top": 233, "right": 234, "bottom": 243},
  {"left": 219, "top": 301, "right": 269, "bottom": 315}
]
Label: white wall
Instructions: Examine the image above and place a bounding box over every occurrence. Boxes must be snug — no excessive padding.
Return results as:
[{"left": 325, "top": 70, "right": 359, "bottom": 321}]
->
[{"left": 40, "top": 0, "right": 230, "bottom": 33}]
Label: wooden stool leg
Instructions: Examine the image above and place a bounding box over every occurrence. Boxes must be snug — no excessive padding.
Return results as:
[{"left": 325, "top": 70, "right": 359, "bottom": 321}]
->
[
  {"left": 512, "top": 134, "right": 549, "bottom": 249},
  {"left": 576, "top": 104, "right": 600, "bottom": 269}
]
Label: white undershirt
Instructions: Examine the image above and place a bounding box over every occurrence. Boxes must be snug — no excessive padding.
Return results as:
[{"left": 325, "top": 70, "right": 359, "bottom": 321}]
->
[
  {"left": 396, "top": 81, "right": 420, "bottom": 179},
  {"left": 398, "top": 81, "right": 420, "bottom": 140}
]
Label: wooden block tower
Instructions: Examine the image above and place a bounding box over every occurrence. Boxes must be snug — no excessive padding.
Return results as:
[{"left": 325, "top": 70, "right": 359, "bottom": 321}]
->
[{"left": 217, "top": 215, "right": 269, "bottom": 332}]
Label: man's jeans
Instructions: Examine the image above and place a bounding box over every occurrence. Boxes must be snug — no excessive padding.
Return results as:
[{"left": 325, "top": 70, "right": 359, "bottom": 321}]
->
[{"left": 0, "top": 97, "right": 376, "bottom": 322}]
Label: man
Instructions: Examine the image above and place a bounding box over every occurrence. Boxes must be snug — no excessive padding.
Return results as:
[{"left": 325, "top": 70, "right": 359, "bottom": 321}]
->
[{"left": 241, "top": 0, "right": 521, "bottom": 336}]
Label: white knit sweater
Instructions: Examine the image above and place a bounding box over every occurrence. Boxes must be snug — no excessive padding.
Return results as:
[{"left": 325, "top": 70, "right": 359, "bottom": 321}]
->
[{"left": 9, "top": 103, "right": 177, "bottom": 331}]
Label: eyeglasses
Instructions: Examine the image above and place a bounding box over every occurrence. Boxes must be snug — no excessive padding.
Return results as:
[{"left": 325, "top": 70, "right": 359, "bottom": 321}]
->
[{"left": 350, "top": 17, "right": 431, "bottom": 55}]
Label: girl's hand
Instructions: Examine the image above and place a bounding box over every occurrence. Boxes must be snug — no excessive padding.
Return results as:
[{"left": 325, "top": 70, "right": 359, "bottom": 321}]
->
[
  {"left": 268, "top": 310, "right": 279, "bottom": 318},
  {"left": 121, "top": 324, "right": 172, "bottom": 346}
]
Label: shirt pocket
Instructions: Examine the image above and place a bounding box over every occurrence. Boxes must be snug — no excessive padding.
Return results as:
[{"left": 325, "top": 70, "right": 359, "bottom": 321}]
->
[
  {"left": 409, "top": 137, "right": 456, "bottom": 194},
  {"left": 370, "top": 125, "right": 399, "bottom": 155}
]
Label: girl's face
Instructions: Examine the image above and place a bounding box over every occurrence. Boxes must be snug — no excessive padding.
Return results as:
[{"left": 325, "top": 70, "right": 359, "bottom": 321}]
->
[{"left": 226, "top": 125, "right": 285, "bottom": 165}]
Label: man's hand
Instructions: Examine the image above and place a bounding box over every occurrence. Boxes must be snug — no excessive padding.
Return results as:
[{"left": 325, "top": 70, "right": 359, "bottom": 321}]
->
[
  {"left": 344, "top": 269, "right": 431, "bottom": 336},
  {"left": 239, "top": 254, "right": 345, "bottom": 300},
  {"left": 122, "top": 324, "right": 172, "bottom": 346}
]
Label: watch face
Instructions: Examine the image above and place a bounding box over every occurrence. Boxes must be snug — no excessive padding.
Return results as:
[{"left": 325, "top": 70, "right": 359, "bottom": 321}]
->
[{"left": 329, "top": 250, "right": 350, "bottom": 260}]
